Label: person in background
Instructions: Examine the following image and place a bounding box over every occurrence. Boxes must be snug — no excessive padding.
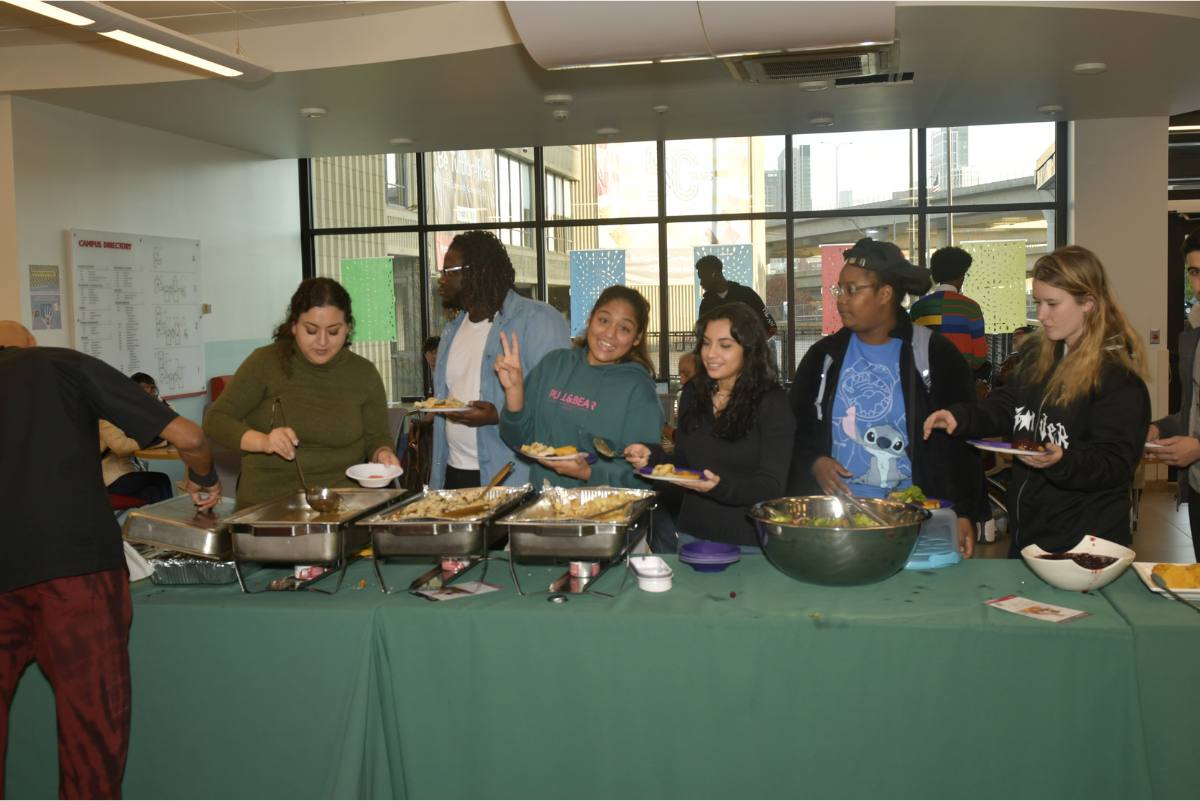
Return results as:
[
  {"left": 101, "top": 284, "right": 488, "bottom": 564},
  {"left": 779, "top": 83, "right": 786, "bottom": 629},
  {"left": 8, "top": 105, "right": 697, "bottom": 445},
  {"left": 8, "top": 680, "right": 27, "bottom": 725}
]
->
[
  {"left": 0, "top": 320, "right": 219, "bottom": 799},
  {"left": 99, "top": 373, "right": 175, "bottom": 504},
  {"left": 204, "top": 277, "right": 399, "bottom": 508},
  {"left": 696, "top": 255, "right": 778, "bottom": 338},
  {"left": 627, "top": 303, "right": 794, "bottom": 551},
  {"left": 1147, "top": 231, "right": 1200, "bottom": 561},
  {"left": 995, "top": 324, "right": 1037, "bottom": 388},
  {"left": 926, "top": 245, "right": 1150, "bottom": 555},
  {"left": 788, "top": 238, "right": 983, "bottom": 558},
  {"left": 909, "top": 246, "right": 991, "bottom": 382},
  {"left": 421, "top": 336, "right": 440, "bottom": 397},
  {"left": 496, "top": 285, "right": 663, "bottom": 489},
  {"left": 662, "top": 351, "right": 698, "bottom": 446},
  {"left": 431, "top": 230, "right": 570, "bottom": 489}
]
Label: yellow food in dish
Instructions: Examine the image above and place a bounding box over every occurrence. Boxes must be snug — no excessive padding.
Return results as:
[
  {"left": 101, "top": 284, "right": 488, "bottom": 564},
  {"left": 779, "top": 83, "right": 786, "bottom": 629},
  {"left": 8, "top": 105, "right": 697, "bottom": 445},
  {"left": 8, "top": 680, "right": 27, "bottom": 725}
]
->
[
  {"left": 414, "top": 396, "right": 466, "bottom": 409},
  {"left": 651, "top": 463, "right": 702, "bottom": 480},
  {"left": 382, "top": 489, "right": 501, "bottom": 520},
  {"left": 520, "top": 443, "right": 579, "bottom": 458},
  {"left": 1152, "top": 563, "right": 1200, "bottom": 589}
]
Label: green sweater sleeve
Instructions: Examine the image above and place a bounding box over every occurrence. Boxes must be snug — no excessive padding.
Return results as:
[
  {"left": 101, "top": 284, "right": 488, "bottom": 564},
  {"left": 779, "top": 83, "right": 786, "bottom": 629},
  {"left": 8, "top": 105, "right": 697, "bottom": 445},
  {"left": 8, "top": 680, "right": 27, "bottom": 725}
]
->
[
  {"left": 203, "top": 349, "right": 270, "bottom": 452},
  {"left": 588, "top": 374, "right": 663, "bottom": 489}
]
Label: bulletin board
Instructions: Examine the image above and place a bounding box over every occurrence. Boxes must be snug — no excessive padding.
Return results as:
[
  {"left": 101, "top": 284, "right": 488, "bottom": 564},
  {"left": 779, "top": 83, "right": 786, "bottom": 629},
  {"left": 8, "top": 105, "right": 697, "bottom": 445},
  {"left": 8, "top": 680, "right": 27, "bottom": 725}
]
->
[{"left": 69, "top": 229, "right": 205, "bottom": 397}]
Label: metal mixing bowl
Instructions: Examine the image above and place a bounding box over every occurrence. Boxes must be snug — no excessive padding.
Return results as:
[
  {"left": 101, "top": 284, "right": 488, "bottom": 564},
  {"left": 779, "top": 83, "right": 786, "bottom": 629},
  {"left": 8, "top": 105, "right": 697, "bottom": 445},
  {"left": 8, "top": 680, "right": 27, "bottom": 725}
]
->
[{"left": 749, "top": 496, "right": 930, "bottom": 586}]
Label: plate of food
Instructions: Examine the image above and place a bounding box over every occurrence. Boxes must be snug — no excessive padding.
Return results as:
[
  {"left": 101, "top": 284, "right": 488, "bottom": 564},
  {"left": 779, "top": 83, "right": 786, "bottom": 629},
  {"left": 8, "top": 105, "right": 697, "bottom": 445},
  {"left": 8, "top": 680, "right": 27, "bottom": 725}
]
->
[
  {"left": 1131, "top": 562, "right": 1200, "bottom": 600},
  {"left": 886, "top": 485, "right": 952, "bottom": 510},
  {"left": 413, "top": 396, "right": 470, "bottom": 412},
  {"left": 967, "top": 440, "right": 1046, "bottom": 456},
  {"left": 520, "top": 443, "right": 587, "bottom": 462},
  {"left": 636, "top": 464, "right": 707, "bottom": 484}
]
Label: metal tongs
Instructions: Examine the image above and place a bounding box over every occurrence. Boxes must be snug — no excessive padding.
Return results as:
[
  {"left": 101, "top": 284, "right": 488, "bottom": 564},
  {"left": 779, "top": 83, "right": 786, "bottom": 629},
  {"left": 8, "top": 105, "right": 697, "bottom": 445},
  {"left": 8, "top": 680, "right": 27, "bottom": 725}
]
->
[
  {"left": 832, "top": 490, "right": 892, "bottom": 527},
  {"left": 271, "top": 396, "right": 342, "bottom": 513}
]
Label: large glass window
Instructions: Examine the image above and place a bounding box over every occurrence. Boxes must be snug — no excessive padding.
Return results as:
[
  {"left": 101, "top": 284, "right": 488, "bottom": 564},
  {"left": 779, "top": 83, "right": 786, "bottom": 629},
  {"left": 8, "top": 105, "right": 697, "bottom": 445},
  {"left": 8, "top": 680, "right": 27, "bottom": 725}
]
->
[{"left": 305, "top": 124, "right": 1064, "bottom": 397}]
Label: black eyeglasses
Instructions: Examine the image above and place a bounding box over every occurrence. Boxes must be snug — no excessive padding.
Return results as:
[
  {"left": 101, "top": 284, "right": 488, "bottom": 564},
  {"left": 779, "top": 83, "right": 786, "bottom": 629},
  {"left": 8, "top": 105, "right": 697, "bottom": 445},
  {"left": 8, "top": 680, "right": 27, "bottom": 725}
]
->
[
  {"left": 436, "top": 264, "right": 470, "bottom": 275},
  {"left": 829, "top": 282, "right": 879, "bottom": 298}
]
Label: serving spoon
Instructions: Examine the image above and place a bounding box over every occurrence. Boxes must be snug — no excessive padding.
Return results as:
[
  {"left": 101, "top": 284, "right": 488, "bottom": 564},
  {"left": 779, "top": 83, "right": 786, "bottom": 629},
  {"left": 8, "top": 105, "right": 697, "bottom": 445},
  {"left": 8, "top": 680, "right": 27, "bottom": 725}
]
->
[{"left": 272, "top": 396, "right": 342, "bottom": 513}]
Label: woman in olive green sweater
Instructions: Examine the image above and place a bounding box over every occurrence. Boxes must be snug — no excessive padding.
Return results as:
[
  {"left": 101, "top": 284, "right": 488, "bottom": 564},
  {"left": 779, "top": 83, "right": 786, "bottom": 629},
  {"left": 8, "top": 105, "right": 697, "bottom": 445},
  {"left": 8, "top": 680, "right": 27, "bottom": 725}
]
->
[{"left": 204, "top": 278, "right": 399, "bottom": 508}]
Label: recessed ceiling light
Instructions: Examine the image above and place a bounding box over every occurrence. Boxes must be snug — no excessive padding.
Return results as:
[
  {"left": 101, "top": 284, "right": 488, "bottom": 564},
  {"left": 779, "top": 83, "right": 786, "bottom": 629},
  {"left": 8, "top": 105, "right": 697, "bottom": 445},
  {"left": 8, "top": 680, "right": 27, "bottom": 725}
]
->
[
  {"left": 865, "top": 228, "right": 879, "bottom": 235},
  {"left": 1037, "top": 104, "right": 1064, "bottom": 116},
  {"left": 809, "top": 114, "right": 834, "bottom": 128},
  {"left": 299, "top": 107, "right": 327, "bottom": 119},
  {"left": 1073, "top": 61, "right": 1107, "bottom": 75},
  {"left": 652, "top": 104, "right": 670, "bottom": 114},
  {"left": 596, "top": 127, "right": 621, "bottom": 137},
  {"left": 543, "top": 93, "right": 573, "bottom": 105},
  {"left": 796, "top": 80, "right": 830, "bottom": 92},
  {"left": 552, "top": 109, "right": 570, "bottom": 121},
  {"left": 389, "top": 137, "right": 413, "bottom": 146}
]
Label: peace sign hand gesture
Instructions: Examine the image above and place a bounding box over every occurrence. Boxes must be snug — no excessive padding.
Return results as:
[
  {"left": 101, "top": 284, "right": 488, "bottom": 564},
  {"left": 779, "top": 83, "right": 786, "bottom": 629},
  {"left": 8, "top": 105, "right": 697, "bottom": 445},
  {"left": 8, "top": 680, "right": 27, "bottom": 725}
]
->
[{"left": 493, "top": 330, "right": 525, "bottom": 411}]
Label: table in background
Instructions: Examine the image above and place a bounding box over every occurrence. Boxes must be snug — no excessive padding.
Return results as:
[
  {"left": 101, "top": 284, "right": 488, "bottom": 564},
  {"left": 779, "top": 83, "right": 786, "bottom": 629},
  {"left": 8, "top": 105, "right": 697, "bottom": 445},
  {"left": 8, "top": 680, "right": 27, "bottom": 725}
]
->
[{"left": 7, "top": 558, "right": 1197, "bottom": 799}]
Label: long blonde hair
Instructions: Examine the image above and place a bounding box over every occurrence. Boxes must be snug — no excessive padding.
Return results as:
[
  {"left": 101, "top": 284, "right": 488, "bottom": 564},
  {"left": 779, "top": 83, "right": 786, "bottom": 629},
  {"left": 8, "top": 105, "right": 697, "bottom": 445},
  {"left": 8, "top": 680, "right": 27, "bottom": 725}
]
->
[{"left": 1021, "top": 245, "right": 1147, "bottom": 406}]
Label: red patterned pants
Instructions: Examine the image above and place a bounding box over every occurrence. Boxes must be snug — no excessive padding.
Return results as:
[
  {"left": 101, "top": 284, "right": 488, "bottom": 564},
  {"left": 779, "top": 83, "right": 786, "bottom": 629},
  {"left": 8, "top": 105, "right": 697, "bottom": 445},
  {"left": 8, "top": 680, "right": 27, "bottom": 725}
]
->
[{"left": 0, "top": 568, "right": 132, "bottom": 799}]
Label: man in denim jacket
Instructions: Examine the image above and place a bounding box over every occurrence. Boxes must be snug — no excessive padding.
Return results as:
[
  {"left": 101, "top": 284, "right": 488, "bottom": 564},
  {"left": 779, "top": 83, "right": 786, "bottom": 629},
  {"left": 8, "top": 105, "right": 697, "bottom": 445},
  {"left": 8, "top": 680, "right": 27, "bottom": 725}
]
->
[{"left": 430, "top": 230, "right": 569, "bottom": 489}]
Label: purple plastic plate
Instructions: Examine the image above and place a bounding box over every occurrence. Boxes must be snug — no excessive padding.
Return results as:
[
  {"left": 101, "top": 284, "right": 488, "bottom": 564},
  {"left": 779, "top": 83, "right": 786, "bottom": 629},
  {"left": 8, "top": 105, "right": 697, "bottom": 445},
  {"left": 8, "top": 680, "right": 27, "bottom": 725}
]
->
[{"left": 679, "top": 541, "right": 741, "bottom": 572}]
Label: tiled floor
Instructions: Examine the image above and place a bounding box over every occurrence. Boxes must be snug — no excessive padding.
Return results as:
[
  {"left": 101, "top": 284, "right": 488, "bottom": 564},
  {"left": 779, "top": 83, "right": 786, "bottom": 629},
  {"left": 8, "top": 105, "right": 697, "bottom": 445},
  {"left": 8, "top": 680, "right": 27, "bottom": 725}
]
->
[{"left": 974, "top": 482, "right": 1198, "bottom": 562}]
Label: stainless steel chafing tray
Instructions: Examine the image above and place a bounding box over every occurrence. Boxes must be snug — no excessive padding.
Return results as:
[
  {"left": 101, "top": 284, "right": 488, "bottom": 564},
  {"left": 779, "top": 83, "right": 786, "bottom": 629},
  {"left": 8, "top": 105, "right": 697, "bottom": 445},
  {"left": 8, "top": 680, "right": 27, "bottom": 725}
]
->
[
  {"left": 360, "top": 484, "right": 533, "bottom": 557},
  {"left": 225, "top": 488, "right": 407, "bottom": 563},
  {"left": 496, "top": 486, "right": 656, "bottom": 561},
  {"left": 122, "top": 495, "right": 237, "bottom": 559}
]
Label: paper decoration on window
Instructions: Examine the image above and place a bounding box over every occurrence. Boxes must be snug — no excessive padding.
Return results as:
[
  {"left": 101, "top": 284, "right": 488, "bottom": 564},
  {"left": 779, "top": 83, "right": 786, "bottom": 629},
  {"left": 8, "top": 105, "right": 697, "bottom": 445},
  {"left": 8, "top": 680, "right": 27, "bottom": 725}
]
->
[
  {"left": 340, "top": 258, "right": 397, "bottom": 343},
  {"left": 29, "top": 264, "right": 62, "bottom": 331},
  {"left": 569, "top": 249, "right": 626, "bottom": 336},
  {"left": 821, "top": 243, "right": 853, "bottom": 335},
  {"left": 961, "top": 240, "right": 1028, "bottom": 334},
  {"left": 693, "top": 244, "right": 753, "bottom": 317}
]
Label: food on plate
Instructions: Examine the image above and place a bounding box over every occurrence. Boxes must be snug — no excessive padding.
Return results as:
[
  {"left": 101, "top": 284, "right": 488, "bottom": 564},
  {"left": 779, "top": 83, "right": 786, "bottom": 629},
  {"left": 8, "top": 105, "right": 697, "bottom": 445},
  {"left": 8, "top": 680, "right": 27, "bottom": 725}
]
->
[
  {"left": 1037, "top": 552, "right": 1119, "bottom": 570},
  {"left": 650, "top": 463, "right": 703, "bottom": 480},
  {"left": 382, "top": 489, "right": 504, "bottom": 520},
  {"left": 765, "top": 511, "right": 877, "bottom": 528},
  {"left": 1011, "top": 440, "right": 1046, "bottom": 452},
  {"left": 414, "top": 396, "right": 466, "bottom": 409},
  {"left": 1151, "top": 562, "right": 1200, "bottom": 589},
  {"left": 886, "top": 485, "right": 943, "bottom": 510},
  {"left": 520, "top": 442, "right": 579, "bottom": 458}
]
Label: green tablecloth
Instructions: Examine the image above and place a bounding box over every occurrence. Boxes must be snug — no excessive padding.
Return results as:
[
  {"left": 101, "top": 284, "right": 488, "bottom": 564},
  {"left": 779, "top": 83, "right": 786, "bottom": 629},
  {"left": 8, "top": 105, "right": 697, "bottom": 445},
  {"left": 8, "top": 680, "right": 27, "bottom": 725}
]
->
[{"left": 6, "top": 557, "right": 1197, "bottom": 799}]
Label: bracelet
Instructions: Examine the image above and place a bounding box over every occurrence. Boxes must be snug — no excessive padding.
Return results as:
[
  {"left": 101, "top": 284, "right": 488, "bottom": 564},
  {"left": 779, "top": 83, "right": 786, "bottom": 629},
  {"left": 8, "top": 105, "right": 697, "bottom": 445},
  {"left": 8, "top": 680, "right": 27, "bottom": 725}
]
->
[{"left": 187, "top": 466, "right": 219, "bottom": 487}]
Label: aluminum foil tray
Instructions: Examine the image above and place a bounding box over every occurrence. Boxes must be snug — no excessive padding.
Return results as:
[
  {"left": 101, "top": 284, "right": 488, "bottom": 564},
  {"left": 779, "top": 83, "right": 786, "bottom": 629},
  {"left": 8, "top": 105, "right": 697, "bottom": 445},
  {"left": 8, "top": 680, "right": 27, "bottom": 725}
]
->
[
  {"left": 361, "top": 484, "right": 533, "bottom": 557},
  {"left": 122, "top": 495, "right": 238, "bottom": 559},
  {"left": 496, "top": 486, "right": 656, "bottom": 561}
]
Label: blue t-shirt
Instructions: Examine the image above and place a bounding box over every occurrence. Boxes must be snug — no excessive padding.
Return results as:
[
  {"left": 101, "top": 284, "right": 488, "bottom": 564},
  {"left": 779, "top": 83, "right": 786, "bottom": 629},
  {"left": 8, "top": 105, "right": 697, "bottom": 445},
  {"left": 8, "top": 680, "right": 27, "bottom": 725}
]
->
[{"left": 831, "top": 334, "right": 912, "bottom": 498}]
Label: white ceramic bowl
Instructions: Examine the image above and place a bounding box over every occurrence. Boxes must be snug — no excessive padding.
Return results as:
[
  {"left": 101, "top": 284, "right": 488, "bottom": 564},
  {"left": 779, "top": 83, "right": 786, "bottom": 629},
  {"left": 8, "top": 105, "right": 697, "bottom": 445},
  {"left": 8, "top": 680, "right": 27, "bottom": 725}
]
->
[
  {"left": 1020, "top": 535, "right": 1135, "bottom": 592},
  {"left": 345, "top": 463, "right": 403, "bottom": 488},
  {"left": 630, "top": 556, "right": 673, "bottom": 592}
]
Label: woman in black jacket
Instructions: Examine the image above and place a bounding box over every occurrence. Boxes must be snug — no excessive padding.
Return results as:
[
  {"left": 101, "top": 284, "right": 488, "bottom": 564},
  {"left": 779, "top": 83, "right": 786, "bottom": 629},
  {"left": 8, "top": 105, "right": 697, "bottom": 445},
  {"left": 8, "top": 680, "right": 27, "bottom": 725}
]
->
[
  {"left": 788, "top": 238, "right": 985, "bottom": 558},
  {"left": 924, "top": 245, "right": 1150, "bottom": 555},
  {"left": 625, "top": 302, "right": 794, "bottom": 551}
]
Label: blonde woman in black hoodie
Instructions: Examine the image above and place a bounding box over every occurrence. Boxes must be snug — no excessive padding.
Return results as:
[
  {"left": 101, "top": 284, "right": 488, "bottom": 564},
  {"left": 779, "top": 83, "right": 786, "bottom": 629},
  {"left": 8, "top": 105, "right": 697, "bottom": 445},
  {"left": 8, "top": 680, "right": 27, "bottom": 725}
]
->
[{"left": 924, "top": 246, "right": 1150, "bottom": 555}]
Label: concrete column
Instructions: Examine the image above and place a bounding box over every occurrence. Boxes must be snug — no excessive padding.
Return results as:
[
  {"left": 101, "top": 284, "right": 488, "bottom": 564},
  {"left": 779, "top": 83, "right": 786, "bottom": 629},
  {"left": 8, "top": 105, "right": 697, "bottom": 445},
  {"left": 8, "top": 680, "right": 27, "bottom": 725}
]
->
[{"left": 0, "top": 95, "right": 19, "bottom": 321}]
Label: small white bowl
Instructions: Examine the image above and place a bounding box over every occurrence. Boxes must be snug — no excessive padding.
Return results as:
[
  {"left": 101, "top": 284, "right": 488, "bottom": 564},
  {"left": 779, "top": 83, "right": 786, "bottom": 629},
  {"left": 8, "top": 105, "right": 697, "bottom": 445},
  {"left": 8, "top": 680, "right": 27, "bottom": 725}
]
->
[
  {"left": 345, "top": 463, "right": 403, "bottom": 488},
  {"left": 630, "top": 556, "right": 673, "bottom": 592},
  {"left": 1021, "top": 535, "right": 1135, "bottom": 592}
]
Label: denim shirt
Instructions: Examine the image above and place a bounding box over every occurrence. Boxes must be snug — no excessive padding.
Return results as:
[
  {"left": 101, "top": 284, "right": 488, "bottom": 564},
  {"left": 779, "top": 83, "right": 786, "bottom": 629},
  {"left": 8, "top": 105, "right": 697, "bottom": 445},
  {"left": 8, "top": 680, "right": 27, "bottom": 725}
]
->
[{"left": 429, "top": 289, "right": 570, "bottom": 488}]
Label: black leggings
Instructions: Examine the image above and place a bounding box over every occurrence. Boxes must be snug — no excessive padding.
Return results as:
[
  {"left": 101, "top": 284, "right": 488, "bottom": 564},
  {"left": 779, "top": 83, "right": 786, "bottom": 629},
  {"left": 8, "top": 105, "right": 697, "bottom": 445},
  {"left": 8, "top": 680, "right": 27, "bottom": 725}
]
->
[
  {"left": 108, "top": 471, "right": 174, "bottom": 504},
  {"left": 1186, "top": 491, "right": 1200, "bottom": 562}
]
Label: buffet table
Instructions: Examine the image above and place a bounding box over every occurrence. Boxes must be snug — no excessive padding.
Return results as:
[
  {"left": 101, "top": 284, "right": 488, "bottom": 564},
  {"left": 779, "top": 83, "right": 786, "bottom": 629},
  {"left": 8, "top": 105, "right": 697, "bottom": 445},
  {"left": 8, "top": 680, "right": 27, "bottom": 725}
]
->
[{"left": 6, "top": 558, "right": 1197, "bottom": 799}]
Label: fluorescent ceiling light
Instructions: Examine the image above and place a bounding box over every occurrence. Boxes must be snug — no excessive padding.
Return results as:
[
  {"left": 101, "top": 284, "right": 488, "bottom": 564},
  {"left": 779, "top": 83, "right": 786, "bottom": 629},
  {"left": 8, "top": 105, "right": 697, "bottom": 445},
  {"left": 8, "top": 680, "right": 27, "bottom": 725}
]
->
[
  {"left": 1170, "top": 125, "right": 1200, "bottom": 132},
  {"left": 659, "top": 55, "right": 712, "bottom": 64},
  {"left": 4, "top": 0, "right": 93, "bottom": 25},
  {"left": 99, "top": 28, "right": 242, "bottom": 77}
]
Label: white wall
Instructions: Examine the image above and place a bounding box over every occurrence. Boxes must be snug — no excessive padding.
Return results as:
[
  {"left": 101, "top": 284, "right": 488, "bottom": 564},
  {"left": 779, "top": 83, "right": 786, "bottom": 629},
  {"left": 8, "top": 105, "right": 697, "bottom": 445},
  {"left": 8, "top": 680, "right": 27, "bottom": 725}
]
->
[{"left": 1071, "top": 116, "right": 1168, "bottom": 476}]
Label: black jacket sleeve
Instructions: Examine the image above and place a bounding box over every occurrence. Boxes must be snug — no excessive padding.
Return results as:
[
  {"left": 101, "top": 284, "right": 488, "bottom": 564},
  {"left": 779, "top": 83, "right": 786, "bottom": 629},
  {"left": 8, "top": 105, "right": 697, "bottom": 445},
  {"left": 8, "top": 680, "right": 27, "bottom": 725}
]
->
[
  {"left": 926, "top": 334, "right": 987, "bottom": 522},
  {"left": 787, "top": 343, "right": 833, "bottom": 495}
]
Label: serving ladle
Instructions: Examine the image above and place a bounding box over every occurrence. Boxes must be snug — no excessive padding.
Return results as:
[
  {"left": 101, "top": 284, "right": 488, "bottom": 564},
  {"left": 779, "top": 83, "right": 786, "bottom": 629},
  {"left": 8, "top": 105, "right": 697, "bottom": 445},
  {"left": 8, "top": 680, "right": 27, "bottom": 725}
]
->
[
  {"left": 272, "top": 396, "right": 342, "bottom": 513},
  {"left": 592, "top": 436, "right": 617, "bottom": 459}
]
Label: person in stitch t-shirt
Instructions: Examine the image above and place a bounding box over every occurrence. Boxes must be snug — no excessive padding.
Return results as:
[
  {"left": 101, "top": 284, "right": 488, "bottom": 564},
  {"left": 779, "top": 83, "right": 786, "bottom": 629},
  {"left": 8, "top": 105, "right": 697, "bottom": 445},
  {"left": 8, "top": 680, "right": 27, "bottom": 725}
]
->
[{"left": 497, "top": 286, "right": 663, "bottom": 489}]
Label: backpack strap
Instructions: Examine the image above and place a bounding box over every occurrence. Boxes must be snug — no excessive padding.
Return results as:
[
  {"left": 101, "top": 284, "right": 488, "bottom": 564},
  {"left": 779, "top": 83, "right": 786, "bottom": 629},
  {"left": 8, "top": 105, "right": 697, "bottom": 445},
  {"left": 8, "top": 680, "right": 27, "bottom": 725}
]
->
[{"left": 911, "top": 324, "right": 933, "bottom": 391}]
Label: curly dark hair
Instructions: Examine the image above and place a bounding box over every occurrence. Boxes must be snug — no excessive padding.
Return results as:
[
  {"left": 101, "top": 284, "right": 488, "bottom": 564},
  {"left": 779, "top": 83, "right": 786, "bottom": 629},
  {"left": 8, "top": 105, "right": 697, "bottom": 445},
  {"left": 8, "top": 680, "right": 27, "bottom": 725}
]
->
[
  {"left": 272, "top": 277, "right": 354, "bottom": 371},
  {"left": 448, "top": 230, "right": 516, "bottom": 318},
  {"left": 681, "top": 302, "right": 780, "bottom": 441},
  {"left": 930, "top": 246, "right": 973, "bottom": 284},
  {"left": 570, "top": 285, "right": 656, "bottom": 377}
]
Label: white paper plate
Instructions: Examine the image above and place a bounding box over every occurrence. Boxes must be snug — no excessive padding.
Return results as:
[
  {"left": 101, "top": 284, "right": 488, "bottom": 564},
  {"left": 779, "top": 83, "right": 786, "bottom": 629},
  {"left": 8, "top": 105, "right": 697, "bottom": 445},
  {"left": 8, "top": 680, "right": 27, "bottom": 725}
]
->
[
  {"left": 1144, "top": 441, "right": 1165, "bottom": 450},
  {"left": 522, "top": 449, "right": 587, "bottom": 462},
  {"left": 345, "top": 463, "right": 403, "bottom": 488},
  {"left": 636, "top": 467, "right": 707, "bottom": 484},
  {"left": 1131, "top": 562, "right": 1200, "bottom": 600},
  {"left": 415, "top": 406, "right": 471, "bottom": 413},
  {"left": 967, "top": 440, "right": 1047, "bottom": 456}
]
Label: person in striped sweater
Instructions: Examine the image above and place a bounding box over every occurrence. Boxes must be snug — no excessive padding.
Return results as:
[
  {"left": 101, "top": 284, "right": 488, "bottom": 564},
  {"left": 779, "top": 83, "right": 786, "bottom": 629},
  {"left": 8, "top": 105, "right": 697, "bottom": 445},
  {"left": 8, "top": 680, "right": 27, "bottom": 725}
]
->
[{"left": 909, "top": 246, "right": 991, "bottom": 381}]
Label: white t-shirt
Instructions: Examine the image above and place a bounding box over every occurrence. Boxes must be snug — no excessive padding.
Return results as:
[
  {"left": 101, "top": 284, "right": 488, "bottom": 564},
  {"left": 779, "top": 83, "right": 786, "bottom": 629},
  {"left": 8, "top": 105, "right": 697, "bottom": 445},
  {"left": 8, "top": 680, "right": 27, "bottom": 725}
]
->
[{"left": 444, "top": 315, "right": 493, "bottom": 470}]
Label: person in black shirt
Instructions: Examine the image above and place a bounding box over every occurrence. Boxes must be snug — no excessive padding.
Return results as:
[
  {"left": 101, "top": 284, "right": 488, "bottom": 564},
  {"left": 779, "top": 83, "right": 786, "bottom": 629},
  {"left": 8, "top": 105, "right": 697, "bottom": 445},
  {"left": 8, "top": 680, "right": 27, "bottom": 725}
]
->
[
  {"left": 0, "top": 320, "right": 220, "bottom": 798},
  {"left": 696, "top": 254, "right": 778, "bottom": 337},
  {"left": 626, "top": 303, "right": 794, "bottom": 550}
]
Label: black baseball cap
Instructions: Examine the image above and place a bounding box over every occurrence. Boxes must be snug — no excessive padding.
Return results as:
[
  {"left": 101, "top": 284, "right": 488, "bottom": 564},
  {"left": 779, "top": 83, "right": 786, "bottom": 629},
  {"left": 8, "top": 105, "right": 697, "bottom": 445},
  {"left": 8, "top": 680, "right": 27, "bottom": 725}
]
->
[{"left": 843, "top": 238, "right": 932, "bottom": 297}]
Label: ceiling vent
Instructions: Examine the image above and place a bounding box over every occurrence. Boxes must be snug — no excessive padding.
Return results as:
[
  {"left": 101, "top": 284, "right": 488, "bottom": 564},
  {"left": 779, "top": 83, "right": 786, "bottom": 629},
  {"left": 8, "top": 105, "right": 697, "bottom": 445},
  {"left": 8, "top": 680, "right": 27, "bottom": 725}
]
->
[
  {"left": 727, "top": 46, "right": 892, "bottom": 84},
  {"left": 835, "top": 71, "right": 914, "bottom": 88}
]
